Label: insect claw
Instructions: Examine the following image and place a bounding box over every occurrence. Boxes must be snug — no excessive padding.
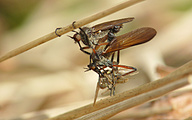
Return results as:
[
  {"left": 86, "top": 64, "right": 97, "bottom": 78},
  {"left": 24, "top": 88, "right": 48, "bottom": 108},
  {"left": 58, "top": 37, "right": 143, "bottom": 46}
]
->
[
  {"left": 84, "top": 67, "right": 91, "bottom": 72},
  {"left": 67, "top": 35, "right": 73, "bottom": 38},
  {"left": 67, "top": 35, "right": 77, "bottom": 43},
  {"left": 55, "top": 27, "right": 62, "bottom": 37},
  {"left": 72, "top": 21, "right": 77, "bottom": 29}
]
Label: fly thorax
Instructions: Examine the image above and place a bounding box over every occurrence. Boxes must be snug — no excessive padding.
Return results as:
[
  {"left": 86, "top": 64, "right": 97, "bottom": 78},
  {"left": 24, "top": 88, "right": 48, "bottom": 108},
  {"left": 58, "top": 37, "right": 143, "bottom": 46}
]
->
[
  {"left": 95, "top": 30, "right": 109, "bottom": 38},
  {"left": 99, "top": 56, "right": 109, "bottom": 66},
  {"left": 91, "top": 30, "right": 110, "bottom": 44},
  {"left": 89, "top": 35, "right": 98, "bottom": 46},
  {"left": 103, "top": 58, "right": 113, "bottom": 67}
]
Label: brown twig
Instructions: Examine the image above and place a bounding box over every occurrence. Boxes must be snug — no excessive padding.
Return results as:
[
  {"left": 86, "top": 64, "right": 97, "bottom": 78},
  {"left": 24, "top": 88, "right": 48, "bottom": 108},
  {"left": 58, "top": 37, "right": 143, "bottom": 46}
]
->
[
  {"left": 0, "top": 0, "right": 144, "bottom": 63},
  {"left": 110, "top": 106, "right": 173, "bottom": 119},
  {"left": 47, "top": 61, "right": 192, "bottom": 120}
]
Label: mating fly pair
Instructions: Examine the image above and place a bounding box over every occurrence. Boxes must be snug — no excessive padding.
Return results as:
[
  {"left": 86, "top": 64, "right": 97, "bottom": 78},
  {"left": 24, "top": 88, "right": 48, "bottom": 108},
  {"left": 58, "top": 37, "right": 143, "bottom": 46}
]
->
[{"left": 55, "top": 18, "right": 157, "bottom": 104}]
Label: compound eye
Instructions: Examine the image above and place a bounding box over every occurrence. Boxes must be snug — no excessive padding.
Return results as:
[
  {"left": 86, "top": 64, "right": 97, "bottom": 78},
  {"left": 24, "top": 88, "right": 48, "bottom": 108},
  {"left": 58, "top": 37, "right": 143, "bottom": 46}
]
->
[
  {"left": 99, "top": 77, "right": 109, "bottom": 89},
  {"left": 99, "top": 81, "right": 108, "bottom": 89},
  {"left": 74, "top": 34, "right": 81, "bottom": 41}
]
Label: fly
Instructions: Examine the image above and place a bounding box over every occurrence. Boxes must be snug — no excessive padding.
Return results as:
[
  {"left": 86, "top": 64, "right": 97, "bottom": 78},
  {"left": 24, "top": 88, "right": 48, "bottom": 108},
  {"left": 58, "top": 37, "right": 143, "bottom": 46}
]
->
[
  {"left": 66, "top": 18, "right": 134, "bottom": 55},
  {"left": 88, "top": 27, "right": 157, "bottom": 104},
  {"left": 93, "top": 64, "right": 138, "bottom": 105}
]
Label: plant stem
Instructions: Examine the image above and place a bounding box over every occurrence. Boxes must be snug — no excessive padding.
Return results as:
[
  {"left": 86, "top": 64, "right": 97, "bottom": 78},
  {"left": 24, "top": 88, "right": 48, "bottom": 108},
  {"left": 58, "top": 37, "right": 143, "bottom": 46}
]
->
[
  {"left": 48, "top": 60, "right": 192, "bottom": 120},
  {"left": 0, "top": 0, "right": 144, "bottom": 63}
]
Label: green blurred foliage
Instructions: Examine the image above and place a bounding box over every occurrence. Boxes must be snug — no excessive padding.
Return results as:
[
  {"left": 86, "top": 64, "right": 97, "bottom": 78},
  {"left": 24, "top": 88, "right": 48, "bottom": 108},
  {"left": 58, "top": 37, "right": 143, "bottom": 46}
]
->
[
  {"left": 170, "top": 0, "right": 192, "bottom": 12},
  {"left": 0, "top": 0, "right": 40, "bottom": 30}
]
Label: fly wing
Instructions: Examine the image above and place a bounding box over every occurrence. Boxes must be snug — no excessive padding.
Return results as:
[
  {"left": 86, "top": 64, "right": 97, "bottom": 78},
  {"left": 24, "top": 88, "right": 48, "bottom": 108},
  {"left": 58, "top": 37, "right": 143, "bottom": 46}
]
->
[
  {"left": 103, "top": 27, "right": 157, "bottom": 53},
  {"left": 91, "top": 18, "right": 134, "bottom": 32}
]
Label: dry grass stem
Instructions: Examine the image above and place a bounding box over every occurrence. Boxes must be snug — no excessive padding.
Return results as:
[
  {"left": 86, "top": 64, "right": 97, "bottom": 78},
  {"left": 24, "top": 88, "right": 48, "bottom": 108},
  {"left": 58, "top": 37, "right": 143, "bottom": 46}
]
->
[
  {"left": 0, "top": 0, "right": 144, "bottom": 63},
  {"left": 111, "top": 106, "right": 173, "bottom": 119},
  {"left": 48, "top": 61, "right": 192, "bottom": 120},
  {"left": 83, "top": 78, "right": 189, "bottom": 119}
]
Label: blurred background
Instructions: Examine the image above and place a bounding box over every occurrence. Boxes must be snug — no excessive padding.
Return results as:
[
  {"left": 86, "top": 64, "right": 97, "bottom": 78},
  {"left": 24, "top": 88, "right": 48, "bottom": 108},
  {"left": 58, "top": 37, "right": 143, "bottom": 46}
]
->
[{"left": 0, "top": 0, "right": 192, "bottom": 119}]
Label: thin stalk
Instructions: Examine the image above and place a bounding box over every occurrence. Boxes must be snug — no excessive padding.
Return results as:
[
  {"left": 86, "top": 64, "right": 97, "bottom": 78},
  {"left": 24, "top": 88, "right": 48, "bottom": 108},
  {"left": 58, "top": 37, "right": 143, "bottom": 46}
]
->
[
  {"left": 48, "top": 60, "right": 192, "bottom": 120},
  {"left": 0, "top": 0, "right": 144, "bottom": 63}
]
